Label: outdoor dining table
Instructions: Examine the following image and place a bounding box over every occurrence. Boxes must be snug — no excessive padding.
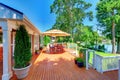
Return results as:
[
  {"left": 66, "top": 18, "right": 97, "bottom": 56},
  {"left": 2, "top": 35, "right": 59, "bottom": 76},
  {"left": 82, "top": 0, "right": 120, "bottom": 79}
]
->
[{"left": 49, "top": 43, "right": 64, "bottom": 54}]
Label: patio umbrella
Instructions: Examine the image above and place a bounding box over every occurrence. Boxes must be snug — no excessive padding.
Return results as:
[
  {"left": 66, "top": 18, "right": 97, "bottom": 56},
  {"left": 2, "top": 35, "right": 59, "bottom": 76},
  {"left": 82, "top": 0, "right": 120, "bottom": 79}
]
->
[{"left": 43, "top": 29, "right": 70, "bottom": 37}]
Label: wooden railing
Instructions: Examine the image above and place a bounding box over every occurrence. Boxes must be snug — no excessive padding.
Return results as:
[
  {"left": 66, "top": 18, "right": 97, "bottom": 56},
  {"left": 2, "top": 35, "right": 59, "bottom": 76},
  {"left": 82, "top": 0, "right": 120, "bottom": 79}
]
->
[
  {"left": 86, "top": 50, "right": 95, "bottom": 70},
  {"left": 94, "top": 54, "right": 120, "bottom": 73},
  {"left": 86, "top": 50, "right": 120, "bottom": 73},
  {"left": 67, "top": 43, "right": 78, "bottom": 56}
]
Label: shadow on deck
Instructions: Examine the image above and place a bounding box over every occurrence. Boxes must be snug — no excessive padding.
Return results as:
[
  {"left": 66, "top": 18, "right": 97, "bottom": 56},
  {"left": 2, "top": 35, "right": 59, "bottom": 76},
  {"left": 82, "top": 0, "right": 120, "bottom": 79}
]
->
[{"left": 10, "top": 49, "right": 118, "bottom": 80}]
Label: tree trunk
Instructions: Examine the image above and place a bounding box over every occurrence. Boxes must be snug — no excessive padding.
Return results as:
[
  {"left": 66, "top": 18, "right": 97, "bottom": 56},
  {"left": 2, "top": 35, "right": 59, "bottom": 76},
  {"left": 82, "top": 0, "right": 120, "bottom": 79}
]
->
[
  {"left": 117, "top": 37, "right": 120, "bottom": 53},
  {"left": 112, "top": 21, "right": 116, "bottom": 54}
]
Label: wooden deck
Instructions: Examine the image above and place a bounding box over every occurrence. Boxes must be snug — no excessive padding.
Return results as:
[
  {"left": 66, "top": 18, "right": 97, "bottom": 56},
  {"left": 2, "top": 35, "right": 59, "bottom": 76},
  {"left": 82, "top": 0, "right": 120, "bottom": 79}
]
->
[
  {"left": 0, "top": 47, "right": 3, "bottom": 80},
  {"left": 11, "top": 49, "right": 118, "bottom": 80},
  {"left": 0, "top": 61, "right": 2, "bottom": 80}
]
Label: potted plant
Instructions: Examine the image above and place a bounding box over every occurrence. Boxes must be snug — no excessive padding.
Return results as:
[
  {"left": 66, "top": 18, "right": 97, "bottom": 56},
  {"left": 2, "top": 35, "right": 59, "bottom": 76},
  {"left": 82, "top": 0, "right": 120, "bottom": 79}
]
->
[
  {"left": 35, "top": 49, "right": 40, "bottom": 54},
  {"left": 13, "top": 25, "right": 32, "bottom": 79},
  {"left": 74, "top": 57, "right": 79, "bottom": 64},
  {"left": 76, "top": 57, "right": 84, "bottom": 67},
  {"left": 40, "top": 46, "right": 43, "bottom": 51}
]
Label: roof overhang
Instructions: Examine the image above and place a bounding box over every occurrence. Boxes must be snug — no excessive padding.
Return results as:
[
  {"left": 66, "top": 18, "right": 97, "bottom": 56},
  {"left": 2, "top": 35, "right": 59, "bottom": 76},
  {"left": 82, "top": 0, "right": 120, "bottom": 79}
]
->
[{"left": 0, "top": 18, "right": 41, "bottom": 35}]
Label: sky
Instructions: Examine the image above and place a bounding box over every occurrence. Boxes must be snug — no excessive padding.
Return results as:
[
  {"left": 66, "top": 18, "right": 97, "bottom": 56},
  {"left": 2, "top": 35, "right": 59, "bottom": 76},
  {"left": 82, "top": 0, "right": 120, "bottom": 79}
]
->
[{"left": 0, "top": 0, "right": 99, "bottom": 32}]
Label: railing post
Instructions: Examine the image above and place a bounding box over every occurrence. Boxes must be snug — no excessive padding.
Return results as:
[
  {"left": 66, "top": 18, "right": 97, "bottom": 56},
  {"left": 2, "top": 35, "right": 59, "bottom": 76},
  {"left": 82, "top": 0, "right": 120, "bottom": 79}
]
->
[
  {"left": 100, "top": 57, "right": 103, "bottom": 73},
  {"left": 119, "top": 60, "right": 120, "bottom": 80},
  {"left": 86, "top": 50, "right": 88, "bottom": 70},
  {"left": 93, "top": 51, "right": 95, "bottom": 69}
]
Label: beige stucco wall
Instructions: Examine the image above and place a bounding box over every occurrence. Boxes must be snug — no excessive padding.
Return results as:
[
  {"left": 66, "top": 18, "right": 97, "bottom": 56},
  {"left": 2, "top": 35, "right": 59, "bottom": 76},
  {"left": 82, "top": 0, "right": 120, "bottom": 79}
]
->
[
  {"left": 34, "top": 35, "right": 40, "bottom": 51},
  {"left": 7, "top": 19, "right": 41, "bottom": 54},
  {"left": 7, "top": 20, "right": 34, "bottom": 34}
]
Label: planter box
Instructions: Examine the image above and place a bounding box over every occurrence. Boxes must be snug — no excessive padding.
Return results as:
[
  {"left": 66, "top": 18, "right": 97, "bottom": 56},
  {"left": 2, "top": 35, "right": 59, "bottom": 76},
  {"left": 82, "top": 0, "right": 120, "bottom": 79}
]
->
[{"left": 13, "top": 63, "right": 32, "bottom": 79}]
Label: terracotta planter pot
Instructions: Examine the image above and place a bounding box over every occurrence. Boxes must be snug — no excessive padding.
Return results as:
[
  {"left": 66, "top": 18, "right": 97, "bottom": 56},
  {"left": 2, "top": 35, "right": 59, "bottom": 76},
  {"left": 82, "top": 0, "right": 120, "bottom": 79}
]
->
[{"left": 13, "top": 63, "right": 32, "bottom": 79}]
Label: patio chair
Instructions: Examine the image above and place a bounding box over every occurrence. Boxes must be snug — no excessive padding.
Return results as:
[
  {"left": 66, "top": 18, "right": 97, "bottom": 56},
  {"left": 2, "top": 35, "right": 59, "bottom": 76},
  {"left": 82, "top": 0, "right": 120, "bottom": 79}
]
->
[{"left": 49, "top": 44, "right": 55, "bottom": 54}]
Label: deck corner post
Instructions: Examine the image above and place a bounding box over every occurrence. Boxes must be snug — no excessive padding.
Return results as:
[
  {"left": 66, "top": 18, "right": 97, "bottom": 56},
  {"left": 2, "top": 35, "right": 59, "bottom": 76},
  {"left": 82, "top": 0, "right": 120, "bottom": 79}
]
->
[
  {"left": 86, "top": 50, "right": 88, "bottom": 70},
  {"left": 119, "top": 59, "right": 120, "bottom": 80}
]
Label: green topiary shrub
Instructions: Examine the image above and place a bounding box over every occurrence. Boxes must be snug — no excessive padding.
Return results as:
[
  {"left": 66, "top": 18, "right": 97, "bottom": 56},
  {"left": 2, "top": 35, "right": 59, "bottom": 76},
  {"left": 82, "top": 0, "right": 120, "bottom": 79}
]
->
[{"left": 14, "top": 24, "right": 32, "bottom": 68}]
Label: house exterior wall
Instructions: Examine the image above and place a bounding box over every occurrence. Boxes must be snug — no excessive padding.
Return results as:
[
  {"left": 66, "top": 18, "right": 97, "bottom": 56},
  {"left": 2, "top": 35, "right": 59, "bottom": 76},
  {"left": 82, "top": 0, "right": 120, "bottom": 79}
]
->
[
  {"left": 7, "top": 20, "right": 34, "bottom": 34},
  {"left": 0, "top": 20, "right": 12, "bottom": 80},
  {"left": 0, "top": 19, "right": 40, "bottom": 80},
  {"left": 8, "top": 20, "right": 40, "bottom": 54},
  {"left": 0, "top": 3, "right": 41, "bottom": 80}
]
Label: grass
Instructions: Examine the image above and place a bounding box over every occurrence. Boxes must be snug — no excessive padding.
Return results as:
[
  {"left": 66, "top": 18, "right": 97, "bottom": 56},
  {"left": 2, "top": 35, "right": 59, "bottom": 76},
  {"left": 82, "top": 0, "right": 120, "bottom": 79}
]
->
[{"left": 95, "top": 51, "right": 120, "bottom": 57}]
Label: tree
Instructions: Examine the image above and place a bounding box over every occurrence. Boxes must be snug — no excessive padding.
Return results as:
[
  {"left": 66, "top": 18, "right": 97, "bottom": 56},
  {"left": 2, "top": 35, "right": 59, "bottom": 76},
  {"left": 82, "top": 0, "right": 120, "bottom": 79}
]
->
[
  {"left": 74, "top": 25, "right": 99, "bottom": 48},
  {"left": 116, "top": 21, "right": 120, "bottom": 53},
  {"left": 14, "top": 25, "right": 32, "bottom": 68},
  {"left": 96, "top": 0, "right": 120, "bottom": 53},
  {"left": 43, "top": 36, "right": 51, "bottom": 46},
  {"left": 50, "top": 0, "right": 93, "bottom": 41}
]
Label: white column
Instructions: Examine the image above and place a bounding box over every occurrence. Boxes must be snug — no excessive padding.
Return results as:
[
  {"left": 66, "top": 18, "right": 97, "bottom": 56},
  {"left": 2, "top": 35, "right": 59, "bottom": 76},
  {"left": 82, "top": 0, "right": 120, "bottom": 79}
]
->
[
  {"left": 34, "top": 34, "right": 39, "bottom": 50},
  {"left": 12, "top": 32, "right": 15, "bottom": 56},
  {"left": 86, "top": 50, "right": 88, "bottom": 70},
  {"left": 0, "top": 21, "right": 12, "bottom": 80},
  {"left": 40, "top": 34, "right": 44, "bottom": 47},
  {"left": 8, "top": 29, "right": 12, "bottom": 78},
  {"left": 31, "top": 32, "right": 35, "bottom": 54}
]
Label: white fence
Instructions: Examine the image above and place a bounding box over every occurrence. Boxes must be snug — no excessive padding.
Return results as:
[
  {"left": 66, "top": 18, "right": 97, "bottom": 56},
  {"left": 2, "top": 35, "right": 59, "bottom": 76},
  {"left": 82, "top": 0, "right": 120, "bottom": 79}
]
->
[
  {"left": 86, "top": 50, "right": 120, "bottom": 73},
  {"left": 67, "top": 43, "right": 78, "bottom": 57}
]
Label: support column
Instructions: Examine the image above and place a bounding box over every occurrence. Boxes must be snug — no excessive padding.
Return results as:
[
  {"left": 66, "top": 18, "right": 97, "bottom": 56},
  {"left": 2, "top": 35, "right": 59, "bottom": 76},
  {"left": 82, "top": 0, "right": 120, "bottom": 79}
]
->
[
  {"left": 34, "top": 34, "right": 39, "bottom": 50},
  {"left": 38, "top": 35, "right": 40, "bottom": 49},
  {"left": 0, "top": 21, "right": 12, "bottom": 80},
  {"left": 86, "top": 50, "right": 88, "bottom": 70},
  {"left": 119, "top": 60, "right": 120, "bottom": 80},
  {"left": 31, "top": 34, "right": 34, "bottom": 54},
  {"left": 12, "top": 32, "right": 15, "bottom": 56},
  {"left": 40, "top": 34, "right": 44, "bottom": 47},
  {"left": 37, "top": 35, "right": 40, "bottom": 50},
  {"left": 8, "top": 29, "right": 12, "bottom": 78}
]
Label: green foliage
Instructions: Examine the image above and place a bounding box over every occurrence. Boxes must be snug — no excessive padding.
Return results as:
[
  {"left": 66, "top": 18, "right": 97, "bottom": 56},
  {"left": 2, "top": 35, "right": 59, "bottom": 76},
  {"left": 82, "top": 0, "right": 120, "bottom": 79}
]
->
[
  {"left": 79, "top": 48, "right": 87, "bottom": 66},
  {"left": 96, "top": 0, "right": 120, "bottom": 27},
  {"left": 96, "top": 0, "right": 120, "bottom": 53},
  {"left": 74, "top": 25, "right": 100, "bottom": 48},
  {"left": 97, "top": 45, "right": 105, "bottom": 52},
  {"left": 14, "top": 25, "right": 32, "bottom": 68},
  {"left": 57, "top": 37, "right": 64, "bottom": 43},
  {"left": 50, "top": 0, "right": 93, "bottom": 39},
  {"left": 0, "top": 33, "right": 2, "bottom": 43},
  {"left": 76, "top": 57, "right": 83, "bottom": 63},
  {"left": 43, "top": 36, "right": 50, "bottom": 46},
  {"left": 55, "top": 36, "right": 71, "bottom": 43}
]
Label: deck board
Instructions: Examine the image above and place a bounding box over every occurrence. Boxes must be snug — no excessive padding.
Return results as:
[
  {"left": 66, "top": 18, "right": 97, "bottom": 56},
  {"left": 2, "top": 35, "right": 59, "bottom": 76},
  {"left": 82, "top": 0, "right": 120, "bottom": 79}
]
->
[{"left": 11, "top": 49, "right": 118, "bottom": 80}]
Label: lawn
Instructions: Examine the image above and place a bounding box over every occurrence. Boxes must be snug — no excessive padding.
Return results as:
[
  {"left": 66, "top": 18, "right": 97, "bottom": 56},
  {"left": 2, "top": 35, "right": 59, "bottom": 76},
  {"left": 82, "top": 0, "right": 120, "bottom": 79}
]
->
[{"left": 95, "top": 51, "right": 120, "bottom": 57}]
